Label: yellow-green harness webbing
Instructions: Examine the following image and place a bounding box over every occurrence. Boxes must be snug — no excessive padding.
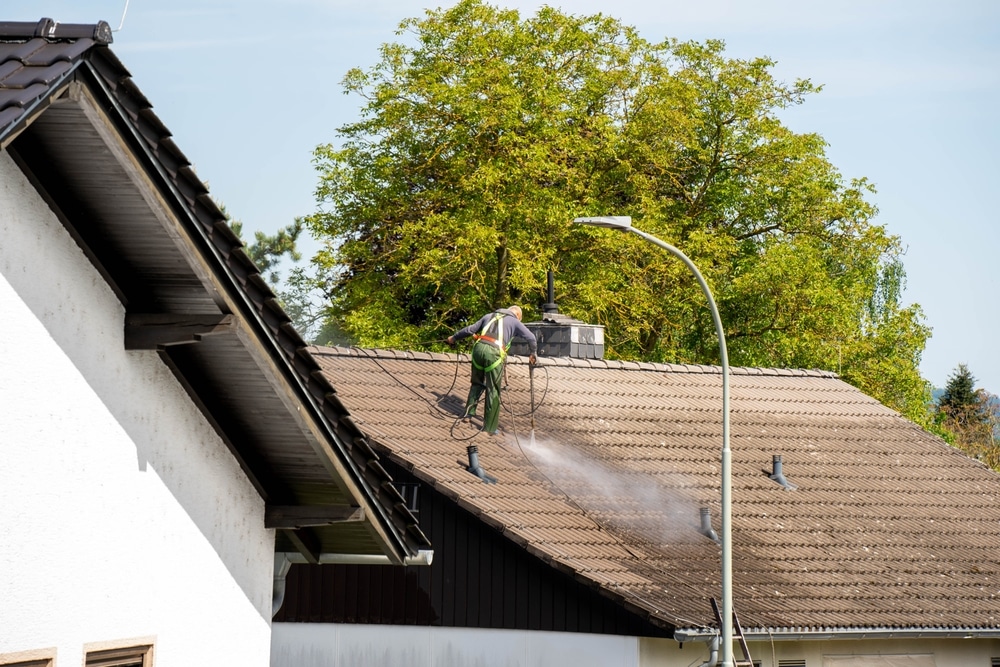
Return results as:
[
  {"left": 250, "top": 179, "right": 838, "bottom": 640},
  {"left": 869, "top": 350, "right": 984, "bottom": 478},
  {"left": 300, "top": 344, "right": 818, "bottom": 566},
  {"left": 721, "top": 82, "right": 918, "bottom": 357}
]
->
[{"left": 472, "top": 312, "right": 508, "bottom": 372}]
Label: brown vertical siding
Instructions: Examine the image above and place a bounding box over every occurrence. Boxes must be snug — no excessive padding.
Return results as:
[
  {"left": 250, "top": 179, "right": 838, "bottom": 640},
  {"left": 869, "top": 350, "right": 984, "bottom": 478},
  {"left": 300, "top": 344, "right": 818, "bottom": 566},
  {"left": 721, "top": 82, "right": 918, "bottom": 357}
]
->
[{"left": 275, "top": 463, "right": 672, "bottom": 638}]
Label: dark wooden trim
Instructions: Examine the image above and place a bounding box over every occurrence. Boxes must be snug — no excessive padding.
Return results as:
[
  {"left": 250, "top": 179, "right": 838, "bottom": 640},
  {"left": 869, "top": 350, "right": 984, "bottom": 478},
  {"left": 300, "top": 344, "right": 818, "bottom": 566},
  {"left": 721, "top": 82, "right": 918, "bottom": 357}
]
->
[
  {"left": 156, "top": 348, "right": 280, "bottom": 501},
  {"left": 124, "top": 313, "right": 234, "bottom": 350},
  {"left": 283, "top": 528, "right": 321, "bottom": 565},
  {"left": 266, "top": 505, "right": 365, "bottom": 529}
]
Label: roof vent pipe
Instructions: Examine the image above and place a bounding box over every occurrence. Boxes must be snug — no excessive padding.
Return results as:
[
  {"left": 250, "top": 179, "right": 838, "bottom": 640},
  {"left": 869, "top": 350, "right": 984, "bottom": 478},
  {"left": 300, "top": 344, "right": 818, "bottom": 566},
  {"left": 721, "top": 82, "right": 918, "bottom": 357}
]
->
[
  {"left": 466, "top": 444, "right": 497, "bottom": 484},
  {"left": 272, "top": 552, "right": 292, "bottom": 617},
  {"left": 699, "top": 507, "right": 720, "bottom": 543},
  {"left": 767, "top": 454, "right": 797, "bottom": 490},
  {"left": 542, "top": 269, "right": 559, "bottom": 314}
]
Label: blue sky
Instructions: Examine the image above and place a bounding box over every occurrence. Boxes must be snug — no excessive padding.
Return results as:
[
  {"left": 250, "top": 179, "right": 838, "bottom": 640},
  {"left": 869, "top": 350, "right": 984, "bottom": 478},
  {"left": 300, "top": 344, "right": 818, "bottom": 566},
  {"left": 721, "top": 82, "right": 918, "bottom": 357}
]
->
[{"left": 11, "top": 0, "right": 1000, "bottom": 393}]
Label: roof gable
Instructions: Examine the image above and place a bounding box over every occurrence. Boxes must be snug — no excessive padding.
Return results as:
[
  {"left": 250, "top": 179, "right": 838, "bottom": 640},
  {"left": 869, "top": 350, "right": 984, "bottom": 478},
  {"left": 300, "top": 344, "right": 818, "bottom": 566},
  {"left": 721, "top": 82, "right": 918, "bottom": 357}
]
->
[
  {"left": 309, "top": 345, "right": 1000, "bottom": 635},
  {"left": 0, "top": 19, "right": 428, "bottom": 564}
]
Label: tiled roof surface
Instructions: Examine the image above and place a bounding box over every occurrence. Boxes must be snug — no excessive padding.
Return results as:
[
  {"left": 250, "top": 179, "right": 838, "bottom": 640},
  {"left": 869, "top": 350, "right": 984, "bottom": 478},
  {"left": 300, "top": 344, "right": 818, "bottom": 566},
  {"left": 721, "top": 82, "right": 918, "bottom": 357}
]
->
[
  {"left": 311, "top": 346, "right": 1000, "bottom": 633},
  {"left": 0, "top": 19, "right": 112, "bottom": 133}
]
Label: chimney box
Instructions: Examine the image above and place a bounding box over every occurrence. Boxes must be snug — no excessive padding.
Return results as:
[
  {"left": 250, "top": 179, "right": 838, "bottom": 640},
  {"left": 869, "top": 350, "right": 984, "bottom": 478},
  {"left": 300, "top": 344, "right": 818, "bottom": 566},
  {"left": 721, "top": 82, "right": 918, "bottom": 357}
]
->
[
  {"left": 509, "top": 269, "right": 605, "bottom": 360},
  {"left": 509, "top": 312, "right": 605, "bottom": 359}
]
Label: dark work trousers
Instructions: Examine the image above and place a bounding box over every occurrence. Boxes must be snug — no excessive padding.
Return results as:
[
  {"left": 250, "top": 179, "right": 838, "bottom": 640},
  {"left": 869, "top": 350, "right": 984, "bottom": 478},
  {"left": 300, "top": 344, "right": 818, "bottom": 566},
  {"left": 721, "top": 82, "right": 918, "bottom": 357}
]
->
[{"left": 466, "top": 341, "right": 504, "bottom": 434}]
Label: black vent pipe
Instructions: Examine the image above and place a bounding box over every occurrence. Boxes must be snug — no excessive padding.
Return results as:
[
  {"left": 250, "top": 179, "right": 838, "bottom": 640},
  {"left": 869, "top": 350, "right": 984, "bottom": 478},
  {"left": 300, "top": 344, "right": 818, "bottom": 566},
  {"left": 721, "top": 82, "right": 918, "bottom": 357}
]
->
[
  {"left": 542, "top": 269, "right": 559, "bottom": 314},
  {"left": 466, "top": 444, "right": 497, "bottom": 484},
  {"left": 766, "top": 454, "right": 797, "bottom": 490},
  {"left": 699, "top": 507, "right": 720, "bottom": 543}
]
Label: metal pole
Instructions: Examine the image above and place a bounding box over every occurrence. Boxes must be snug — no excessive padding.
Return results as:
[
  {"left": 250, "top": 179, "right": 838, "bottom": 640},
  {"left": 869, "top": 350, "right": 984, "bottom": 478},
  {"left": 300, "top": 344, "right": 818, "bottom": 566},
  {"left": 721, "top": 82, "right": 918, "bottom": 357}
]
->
[{"left": 624, "top": 226, "right": 733, "bottom": 667}]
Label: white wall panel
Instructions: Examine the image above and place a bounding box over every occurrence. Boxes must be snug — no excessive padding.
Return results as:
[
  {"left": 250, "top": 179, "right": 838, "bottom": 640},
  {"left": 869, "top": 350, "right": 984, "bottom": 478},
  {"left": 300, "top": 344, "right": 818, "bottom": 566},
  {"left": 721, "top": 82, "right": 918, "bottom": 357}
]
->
[
  {"left": 0, "top": 150, "right": 274, "bottom": 666},
  {"left": 272, "top": 623, "right": 639, "bottom": 667}
]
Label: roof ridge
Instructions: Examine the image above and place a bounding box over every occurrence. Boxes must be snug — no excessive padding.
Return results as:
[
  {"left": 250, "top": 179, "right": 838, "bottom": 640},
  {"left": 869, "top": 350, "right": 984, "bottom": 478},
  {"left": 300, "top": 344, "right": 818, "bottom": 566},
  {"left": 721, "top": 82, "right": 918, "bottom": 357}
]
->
[
  {"left": 308, "top": 344, "right": 840, "bottom": 378},
  {"left": 0, "top": 18, "right": 113, "bottom": 45}
]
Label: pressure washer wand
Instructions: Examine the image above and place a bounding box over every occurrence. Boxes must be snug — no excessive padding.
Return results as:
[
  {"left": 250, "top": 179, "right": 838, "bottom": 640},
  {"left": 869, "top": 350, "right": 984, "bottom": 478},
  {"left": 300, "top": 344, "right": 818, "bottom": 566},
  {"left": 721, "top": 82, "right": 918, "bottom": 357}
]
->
[{"left": 529, "top": 359, "right": 536, "bottom": 432}]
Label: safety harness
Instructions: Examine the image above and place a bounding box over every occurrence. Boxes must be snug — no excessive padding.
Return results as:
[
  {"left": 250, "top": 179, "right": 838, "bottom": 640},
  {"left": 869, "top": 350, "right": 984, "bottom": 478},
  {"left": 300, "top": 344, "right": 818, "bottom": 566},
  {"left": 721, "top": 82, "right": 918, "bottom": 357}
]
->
[{"left": 472, "top": 311, "right": 509, "bottom": 373}]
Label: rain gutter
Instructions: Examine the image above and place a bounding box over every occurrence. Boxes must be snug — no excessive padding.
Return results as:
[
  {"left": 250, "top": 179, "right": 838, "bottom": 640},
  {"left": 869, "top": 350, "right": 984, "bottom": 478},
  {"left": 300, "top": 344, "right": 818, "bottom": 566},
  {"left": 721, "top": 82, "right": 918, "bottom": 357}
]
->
[{"left": 674, "top": 626, "right": 1000, "bottom": 643}]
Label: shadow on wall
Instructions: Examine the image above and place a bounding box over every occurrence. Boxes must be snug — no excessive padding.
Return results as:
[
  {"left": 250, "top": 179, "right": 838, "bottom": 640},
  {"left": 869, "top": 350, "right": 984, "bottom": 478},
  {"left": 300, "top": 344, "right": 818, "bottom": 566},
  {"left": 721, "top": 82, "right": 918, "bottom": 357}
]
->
[{"left": 0, "top": 152, "right": 271, "bottom": 620}]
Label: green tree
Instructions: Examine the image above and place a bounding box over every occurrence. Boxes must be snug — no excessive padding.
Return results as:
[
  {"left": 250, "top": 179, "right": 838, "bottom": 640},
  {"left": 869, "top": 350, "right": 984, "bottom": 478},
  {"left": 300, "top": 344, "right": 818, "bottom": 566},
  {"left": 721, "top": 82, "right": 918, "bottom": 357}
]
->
[
  {"left": 228, "top": 215, "right": 335, "bottom": 341},
  {"left": 303, "top": 0, "right": 932, "bottom": 422},
  {"left": 230, "top": 218, "right": 304, "bottom": 285},
  {"left": 939, "top": 363, "right": 979, "bottom": 412},
  {"left": 937, "top": 364, "right": 999, "bottom": 468}
]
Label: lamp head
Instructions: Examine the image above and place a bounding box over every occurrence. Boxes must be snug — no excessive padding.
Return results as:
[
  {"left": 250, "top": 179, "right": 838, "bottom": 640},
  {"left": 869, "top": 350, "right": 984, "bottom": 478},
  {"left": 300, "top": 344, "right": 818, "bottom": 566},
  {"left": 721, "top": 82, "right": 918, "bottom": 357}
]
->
[{"left": 573, "top": 216, "right": 633, "bottom": 230}]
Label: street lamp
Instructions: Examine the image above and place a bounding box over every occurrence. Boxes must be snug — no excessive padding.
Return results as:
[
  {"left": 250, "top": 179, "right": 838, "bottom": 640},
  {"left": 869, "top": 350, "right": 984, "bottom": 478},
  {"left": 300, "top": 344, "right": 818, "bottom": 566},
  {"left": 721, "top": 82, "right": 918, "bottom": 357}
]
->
[{"left": 573, "top": 216, "right": 734, "bottom": 667}]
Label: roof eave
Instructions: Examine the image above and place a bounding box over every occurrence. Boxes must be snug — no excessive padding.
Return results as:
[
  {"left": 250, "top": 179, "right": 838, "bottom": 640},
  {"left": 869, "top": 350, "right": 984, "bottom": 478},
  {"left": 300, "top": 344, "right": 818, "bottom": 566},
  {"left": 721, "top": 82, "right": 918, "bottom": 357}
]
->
[
  {"left": 73, "top": 59, "right": 421, "bottom": 563},
  {"left": 674, "top": 626, "right": 1000, "bottom": 643}
]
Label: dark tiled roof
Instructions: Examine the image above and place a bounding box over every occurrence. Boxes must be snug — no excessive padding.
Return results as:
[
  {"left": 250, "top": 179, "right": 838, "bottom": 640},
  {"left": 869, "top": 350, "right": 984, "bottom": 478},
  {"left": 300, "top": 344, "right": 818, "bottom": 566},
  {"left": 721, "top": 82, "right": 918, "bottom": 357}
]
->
[
  {"left": 310, "top": 346, "right": 1000, "bottom": 634},
  {"left": 0, "top": 19, "right": 111, "bottom": 132},
  {"left": 0, "top": 20, "right": 427, "bottom": 560}
]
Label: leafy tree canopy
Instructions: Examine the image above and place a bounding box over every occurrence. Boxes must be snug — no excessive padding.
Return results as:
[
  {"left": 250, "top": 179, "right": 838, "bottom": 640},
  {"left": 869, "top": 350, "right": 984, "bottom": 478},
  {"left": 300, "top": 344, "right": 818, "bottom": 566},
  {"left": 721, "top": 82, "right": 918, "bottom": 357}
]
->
[{"left": 302, "top": 0, "right": 932, "bottom": 423}]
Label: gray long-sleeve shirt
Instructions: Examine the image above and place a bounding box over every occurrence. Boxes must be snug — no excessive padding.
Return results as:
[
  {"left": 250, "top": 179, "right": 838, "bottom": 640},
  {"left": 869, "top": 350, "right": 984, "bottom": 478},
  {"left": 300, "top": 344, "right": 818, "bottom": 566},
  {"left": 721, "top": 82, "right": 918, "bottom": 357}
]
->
[{"left": 452, "top": 309, "right": 537, "bottom": 355}]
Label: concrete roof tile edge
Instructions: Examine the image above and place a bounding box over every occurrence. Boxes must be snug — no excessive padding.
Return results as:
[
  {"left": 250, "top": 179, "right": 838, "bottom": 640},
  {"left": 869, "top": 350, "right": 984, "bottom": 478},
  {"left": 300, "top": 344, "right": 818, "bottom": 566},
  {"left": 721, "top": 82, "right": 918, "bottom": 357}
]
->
[
  {"left": 309, "top": 345, "right": 839, "bottom": 378},
  {"left": 673, "top": 625, "right": 1000, "bottom": 642},
  {"left": 734, "top": 625, "right": 1000, "bottom": 639}
]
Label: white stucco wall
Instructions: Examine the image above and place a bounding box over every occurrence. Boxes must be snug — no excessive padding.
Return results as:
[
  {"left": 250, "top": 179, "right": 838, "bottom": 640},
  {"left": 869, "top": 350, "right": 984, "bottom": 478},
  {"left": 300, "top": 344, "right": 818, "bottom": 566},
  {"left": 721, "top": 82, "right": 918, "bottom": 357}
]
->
[
  {"left": 271, "top": 623, "right": 641, "bottom": 667},
  {"left": 273, "top": 624, "right": 1000, "bottom": 667},
  {"left": 0, "top": 151, "right": 275, "bottom": 666}
]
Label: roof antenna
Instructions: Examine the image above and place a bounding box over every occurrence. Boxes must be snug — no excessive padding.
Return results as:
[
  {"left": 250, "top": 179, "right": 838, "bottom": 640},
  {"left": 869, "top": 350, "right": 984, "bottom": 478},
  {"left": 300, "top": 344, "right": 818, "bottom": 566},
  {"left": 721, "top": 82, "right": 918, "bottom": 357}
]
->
[{"left": 113, "top": 0, "right": 131, "bottom": 32}]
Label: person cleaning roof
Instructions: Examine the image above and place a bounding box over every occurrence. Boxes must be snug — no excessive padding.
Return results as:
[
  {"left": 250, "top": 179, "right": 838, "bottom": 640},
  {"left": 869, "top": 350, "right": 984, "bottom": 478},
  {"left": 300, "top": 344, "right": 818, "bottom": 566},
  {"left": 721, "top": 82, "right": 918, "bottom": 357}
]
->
[{"left": 447, "top": 305, "right": 537, "bottom": 435}]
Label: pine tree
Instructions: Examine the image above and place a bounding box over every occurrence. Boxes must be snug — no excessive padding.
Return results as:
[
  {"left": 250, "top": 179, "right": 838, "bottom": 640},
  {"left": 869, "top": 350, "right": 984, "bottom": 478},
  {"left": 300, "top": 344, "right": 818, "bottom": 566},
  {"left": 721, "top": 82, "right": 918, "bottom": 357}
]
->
[
  {"left": 939, "top": 364, "right": 979, "bottom": 413},
  {"left": 937, "top": 364, "right": 999, "bottom": 469}
]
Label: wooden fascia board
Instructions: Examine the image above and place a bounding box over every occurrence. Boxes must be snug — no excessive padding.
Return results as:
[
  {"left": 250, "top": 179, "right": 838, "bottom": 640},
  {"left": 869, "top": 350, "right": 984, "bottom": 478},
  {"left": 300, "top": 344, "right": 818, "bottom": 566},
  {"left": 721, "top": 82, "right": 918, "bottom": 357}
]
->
[
  {"left": 265, "top": 505, "right": 365, "bottom": 529},
  {"left": 67, "top": 74, "right": 410, "bottom": 564},
  {"left": 282, "top": 527, "right": 322, "bottom": 565},
  {"left": 124, "top": 313, "right": 235, "bottom": 350}
]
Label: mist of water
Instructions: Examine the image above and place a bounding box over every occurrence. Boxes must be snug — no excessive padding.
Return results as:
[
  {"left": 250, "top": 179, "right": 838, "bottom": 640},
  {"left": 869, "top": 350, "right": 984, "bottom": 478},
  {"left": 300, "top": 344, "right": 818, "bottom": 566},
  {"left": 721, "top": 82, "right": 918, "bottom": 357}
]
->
[{"left": 521, "top": 434, "right": 709, "bottom": 547}]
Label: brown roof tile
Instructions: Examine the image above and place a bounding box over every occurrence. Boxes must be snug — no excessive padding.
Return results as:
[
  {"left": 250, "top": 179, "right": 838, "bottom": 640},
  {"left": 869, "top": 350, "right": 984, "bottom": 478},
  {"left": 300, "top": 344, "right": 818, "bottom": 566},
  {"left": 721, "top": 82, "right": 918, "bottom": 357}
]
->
[{"left": 311, "top": 345, "right": 1000, "bottom": 633}]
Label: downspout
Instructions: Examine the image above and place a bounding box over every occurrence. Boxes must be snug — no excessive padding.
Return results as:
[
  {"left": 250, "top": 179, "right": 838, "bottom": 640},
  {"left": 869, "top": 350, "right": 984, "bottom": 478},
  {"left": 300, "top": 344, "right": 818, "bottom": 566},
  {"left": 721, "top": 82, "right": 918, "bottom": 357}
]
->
[
  {"left": 697, "top": 635, "right": 721, "bottom": 667},
  {"left": 674, "top": 627, "right": 720, "bottom": 667},
  {"left": 272, "top": 552, "right": 292, "bottom": 617}
]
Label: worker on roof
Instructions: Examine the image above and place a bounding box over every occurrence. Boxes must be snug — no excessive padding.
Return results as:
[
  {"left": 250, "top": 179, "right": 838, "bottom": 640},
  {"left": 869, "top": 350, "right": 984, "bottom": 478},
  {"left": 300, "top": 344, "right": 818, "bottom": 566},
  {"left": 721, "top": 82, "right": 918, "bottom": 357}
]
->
[{"left": 447, "top": 306, "right": 537, "bottom": 435}]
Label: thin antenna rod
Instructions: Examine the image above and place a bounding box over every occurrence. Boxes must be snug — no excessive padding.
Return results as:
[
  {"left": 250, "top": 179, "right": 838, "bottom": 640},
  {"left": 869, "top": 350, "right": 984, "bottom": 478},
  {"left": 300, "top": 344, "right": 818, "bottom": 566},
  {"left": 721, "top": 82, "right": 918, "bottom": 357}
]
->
[{"left": 113, "top": 0, "right": 131, "bottom": 32}]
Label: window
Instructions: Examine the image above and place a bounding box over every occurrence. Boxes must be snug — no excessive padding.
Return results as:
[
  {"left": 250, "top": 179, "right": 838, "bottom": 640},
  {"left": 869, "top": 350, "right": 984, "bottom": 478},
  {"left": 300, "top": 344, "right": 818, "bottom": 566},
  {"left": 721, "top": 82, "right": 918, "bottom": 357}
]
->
[
  {"left": 0, "top": 649, "right": 55, "bottom": 667},
  {"left": 396, "top": 482, "right": 420, "bottom": 514},
  {"left": 823, "top": 656, "right": 935, "bottom": 667},
  {"left": 86, "top": 645, "right": 153, "bottom": 667},
  {"left": 779, "top": 661, "right": 807, "bottom": 667}
]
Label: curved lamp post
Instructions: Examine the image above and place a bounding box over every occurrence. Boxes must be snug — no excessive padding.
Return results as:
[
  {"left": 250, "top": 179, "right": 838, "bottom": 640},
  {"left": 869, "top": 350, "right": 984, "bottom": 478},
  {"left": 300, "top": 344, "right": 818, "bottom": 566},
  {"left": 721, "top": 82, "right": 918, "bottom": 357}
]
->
[{"left": 573, "top": 216, "right": 733, "bottom": 667}]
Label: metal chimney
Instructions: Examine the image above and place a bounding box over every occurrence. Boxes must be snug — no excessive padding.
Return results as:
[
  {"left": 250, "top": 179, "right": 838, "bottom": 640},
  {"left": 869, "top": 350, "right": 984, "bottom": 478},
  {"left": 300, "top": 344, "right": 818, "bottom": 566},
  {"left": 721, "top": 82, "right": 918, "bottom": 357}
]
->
[
  {"left": 542, "top": 270, "right": 559, "bottom": 314},
  {"left": 508, "top": 269, "right": 605, "bottom": 359}
]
